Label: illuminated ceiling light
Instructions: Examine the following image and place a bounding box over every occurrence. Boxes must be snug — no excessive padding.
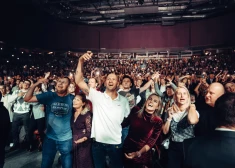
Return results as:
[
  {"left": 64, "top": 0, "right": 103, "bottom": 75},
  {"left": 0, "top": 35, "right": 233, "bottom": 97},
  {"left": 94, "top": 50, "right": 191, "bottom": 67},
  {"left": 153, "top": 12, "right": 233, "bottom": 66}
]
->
[
  {"left": 29, "top": 54, "right": 31, "bottom": 56},
  {"left": 0, "top": 48, "right": 2, "bottom": 50},
  {"left": 48, "top": 52, "right": 53, "bottom": 54},
  {"left": 12, "top": 55, "right": 14, "bottom": 57},
  {"left": 17, "top": 58, "right": 19, "bottom": 60},
  {"left": 22, "top": 52, "right": 24, "bottom": 54},
  {"left": 7, "top": 60, "right": 9, "bottom": 63}
]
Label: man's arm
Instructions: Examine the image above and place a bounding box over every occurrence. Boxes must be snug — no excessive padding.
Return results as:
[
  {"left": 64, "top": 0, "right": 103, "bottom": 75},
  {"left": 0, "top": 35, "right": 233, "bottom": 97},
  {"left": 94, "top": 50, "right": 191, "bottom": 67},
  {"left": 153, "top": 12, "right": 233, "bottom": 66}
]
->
[
  {"left": 24, "top": 78, "right": 48, "bottom": 102},
  {"left": 139, "top": 73, "right": 157, "bottom": 93},
  {"left": 75, "top": 51, "right": 93, "bottom": 95}
]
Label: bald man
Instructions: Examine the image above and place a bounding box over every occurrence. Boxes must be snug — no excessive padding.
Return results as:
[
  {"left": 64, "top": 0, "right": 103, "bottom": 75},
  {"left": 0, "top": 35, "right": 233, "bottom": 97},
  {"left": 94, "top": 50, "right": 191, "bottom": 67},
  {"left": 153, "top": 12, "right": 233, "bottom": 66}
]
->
[{"left": 195, "top": 82, "right": 225, "bottom": 136}]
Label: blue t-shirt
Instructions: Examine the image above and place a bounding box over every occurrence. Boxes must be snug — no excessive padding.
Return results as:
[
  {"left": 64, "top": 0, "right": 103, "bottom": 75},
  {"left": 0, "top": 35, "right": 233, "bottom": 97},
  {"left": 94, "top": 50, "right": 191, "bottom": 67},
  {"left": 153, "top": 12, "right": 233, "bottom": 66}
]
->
[{"left": 36, "top": 92, "right": 74, "bottom": 141}]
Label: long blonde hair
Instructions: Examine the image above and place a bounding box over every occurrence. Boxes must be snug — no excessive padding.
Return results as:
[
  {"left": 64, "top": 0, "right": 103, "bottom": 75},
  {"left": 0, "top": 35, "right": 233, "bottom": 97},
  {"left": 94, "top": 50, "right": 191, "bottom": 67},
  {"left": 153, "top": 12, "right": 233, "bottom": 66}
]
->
[
  {"left": 172, "top": 85, "right": 191, "bottom": 113},
  {"left": 137, "top": 93, "right": 162, "bottom": 119}
]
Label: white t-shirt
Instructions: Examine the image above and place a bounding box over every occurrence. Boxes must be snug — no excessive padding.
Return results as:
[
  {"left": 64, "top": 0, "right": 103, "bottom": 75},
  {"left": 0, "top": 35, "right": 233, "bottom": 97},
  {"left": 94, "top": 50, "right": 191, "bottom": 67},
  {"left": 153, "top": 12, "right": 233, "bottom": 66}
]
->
[{"left": 88, "top": 88, "right": 130, "bottom": 144}]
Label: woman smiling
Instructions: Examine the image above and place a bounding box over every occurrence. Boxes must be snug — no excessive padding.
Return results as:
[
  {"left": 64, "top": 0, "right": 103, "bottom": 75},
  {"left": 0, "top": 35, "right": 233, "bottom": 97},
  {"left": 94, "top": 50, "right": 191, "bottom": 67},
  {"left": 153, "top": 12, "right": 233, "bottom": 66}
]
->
[
  {"left": 162, "top": 86, "right": 199, "bottom": 168},
  {"left": 122, "top": 93, "right": 163, "bottom": 168}
]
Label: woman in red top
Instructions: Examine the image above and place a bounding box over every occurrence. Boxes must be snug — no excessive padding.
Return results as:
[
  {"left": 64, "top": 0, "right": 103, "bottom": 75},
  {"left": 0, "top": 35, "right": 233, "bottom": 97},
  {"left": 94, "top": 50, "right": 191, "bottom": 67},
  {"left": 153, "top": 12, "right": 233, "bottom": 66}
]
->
[{"left": 122, "top": 93, "right": 163, "bottom": 168}]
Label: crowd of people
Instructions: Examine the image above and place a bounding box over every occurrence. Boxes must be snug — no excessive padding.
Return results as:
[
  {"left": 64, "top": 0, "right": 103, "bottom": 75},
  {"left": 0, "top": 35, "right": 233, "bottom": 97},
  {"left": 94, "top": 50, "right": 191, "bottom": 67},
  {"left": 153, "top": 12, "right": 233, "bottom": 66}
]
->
[{"left": 0, "top": 50, "right": 235, "bottom": 168}]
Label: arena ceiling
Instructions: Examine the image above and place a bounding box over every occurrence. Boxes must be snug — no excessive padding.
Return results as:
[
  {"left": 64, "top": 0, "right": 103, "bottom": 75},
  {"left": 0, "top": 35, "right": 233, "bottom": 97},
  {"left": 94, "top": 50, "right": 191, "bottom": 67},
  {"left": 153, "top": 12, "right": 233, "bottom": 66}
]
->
[{"left": 33, "top": 0, "right": 235, "bottom": 27}]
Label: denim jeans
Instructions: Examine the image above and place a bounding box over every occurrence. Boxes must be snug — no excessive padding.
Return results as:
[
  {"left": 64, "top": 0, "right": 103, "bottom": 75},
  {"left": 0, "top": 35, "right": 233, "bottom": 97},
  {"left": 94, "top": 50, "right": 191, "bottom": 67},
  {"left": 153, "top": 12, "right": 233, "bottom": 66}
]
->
[
  {"left": 92, "top": 141, "right": 123, "bottom": 168},
  {"left": 41, "top": 136, "right": 72, "bottom": 168},
  {"left": 121, "top": 126, "right": 129, "bottom": 145}
]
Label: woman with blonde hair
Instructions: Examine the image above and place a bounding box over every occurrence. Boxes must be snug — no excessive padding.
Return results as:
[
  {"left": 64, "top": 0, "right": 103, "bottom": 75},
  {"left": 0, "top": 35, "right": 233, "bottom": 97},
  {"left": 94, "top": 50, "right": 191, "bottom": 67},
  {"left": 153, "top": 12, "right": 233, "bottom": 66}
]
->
[
  {"left": 162, "top": 86, "right": 199, "bottom": 168},
  {"left": 122, "top": 93, "right": 163, "bottom": 168}
]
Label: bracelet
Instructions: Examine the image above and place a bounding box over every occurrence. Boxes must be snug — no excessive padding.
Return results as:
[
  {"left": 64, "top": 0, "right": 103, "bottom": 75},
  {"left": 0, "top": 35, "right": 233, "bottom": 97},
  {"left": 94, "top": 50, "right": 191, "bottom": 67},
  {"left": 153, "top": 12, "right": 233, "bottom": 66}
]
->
[
  {"left": 136, "top": 151, "right": 141, "bottom": 158},
  {"left": 167, "top": 118, "right": 172, "bottom": 122}
]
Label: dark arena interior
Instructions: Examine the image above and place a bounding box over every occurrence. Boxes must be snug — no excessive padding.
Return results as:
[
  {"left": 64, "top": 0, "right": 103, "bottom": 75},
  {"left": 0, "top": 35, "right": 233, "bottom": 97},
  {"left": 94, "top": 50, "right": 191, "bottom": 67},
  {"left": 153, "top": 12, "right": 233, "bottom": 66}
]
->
[{"left": 0, "top": 0, "right": 235, "bottom": 168}]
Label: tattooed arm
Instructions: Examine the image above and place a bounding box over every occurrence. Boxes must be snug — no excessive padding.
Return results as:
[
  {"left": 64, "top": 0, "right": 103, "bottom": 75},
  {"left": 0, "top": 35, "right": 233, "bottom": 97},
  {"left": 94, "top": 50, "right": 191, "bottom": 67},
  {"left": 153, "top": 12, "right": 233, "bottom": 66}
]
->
[{"left": 75, "top": 51, "right": 93, "bottom": 95}]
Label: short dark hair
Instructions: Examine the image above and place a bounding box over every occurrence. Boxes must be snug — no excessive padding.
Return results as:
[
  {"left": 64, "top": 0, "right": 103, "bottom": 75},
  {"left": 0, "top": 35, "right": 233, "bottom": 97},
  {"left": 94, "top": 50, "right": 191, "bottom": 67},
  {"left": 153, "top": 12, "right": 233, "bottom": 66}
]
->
[
  {"left": 24, "top": 79, "right": 31, "bottom": 86},
  {"left": 75, "top": 93, "right": 87, "bottom": 108},
  {"left": 63, "top": 77, "right": 71, "bottom": 85},
  {"left": 122, "top": 75, "right": 134, "bottom": 87},
  {"left": 214, "top": 93, "right": 235, "bottom": 128}
]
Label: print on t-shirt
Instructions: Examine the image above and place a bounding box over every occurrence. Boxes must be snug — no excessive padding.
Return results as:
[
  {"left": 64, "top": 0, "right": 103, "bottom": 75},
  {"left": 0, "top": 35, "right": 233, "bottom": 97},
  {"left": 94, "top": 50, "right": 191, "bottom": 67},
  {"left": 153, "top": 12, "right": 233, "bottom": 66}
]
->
[
  {"left": 125, "top": 93, "right": 136, "bottom": 109},
  {"left": 51, "top": 102, "right": 69, "bottom": 116},
  {"left": 119, "top": 88, "right": 139, "bottom": 110}
]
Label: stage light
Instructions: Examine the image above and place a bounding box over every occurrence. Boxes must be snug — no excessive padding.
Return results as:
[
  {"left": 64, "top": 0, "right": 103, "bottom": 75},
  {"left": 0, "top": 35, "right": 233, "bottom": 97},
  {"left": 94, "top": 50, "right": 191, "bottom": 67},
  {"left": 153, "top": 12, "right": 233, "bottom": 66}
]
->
[
  {"left": 6, "top": 60, "right": 9, "bottom": 63},
  {"left": 17, "top": 58, "right": 19, "bottom": 60},
  {"left": 29, "top": 54, "right": 31, "bottom": 56},
  {"left": 12, "top": 55, "right": 14, "bottom": 57},
  {"left": 22, "top": 52, "right": 24, "bottom": 54},
  {"left": 0, "top": 48, "right": 2, "bottom": 50}
]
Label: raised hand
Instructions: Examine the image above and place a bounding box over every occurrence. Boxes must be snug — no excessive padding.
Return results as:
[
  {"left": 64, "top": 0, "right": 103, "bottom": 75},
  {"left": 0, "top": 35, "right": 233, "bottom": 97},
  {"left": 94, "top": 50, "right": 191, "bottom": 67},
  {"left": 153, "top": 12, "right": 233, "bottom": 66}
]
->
[
  {"left": 168, "top": 107, "right": 174, "bottom": 119},
  {"left": 44, "top": 72, "right": 50, "bottom": 79},
  {"left": 79, "top": 51, "right": 93, "bottom": 62}
]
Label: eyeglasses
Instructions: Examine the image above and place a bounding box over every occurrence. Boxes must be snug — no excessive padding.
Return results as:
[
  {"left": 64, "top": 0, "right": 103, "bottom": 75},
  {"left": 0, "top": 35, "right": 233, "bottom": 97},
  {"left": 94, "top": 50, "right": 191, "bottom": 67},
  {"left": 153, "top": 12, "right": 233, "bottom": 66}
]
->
[{"left": 24, "top": 82, "right": 30, "bottom": 85}]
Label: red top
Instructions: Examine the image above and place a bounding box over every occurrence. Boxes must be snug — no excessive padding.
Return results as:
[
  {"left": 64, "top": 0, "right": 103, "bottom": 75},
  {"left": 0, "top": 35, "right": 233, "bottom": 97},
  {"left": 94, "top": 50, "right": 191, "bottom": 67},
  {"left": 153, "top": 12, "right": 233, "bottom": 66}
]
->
[{"left": 122, "top": 106, "right": 163, "bottom": 166}]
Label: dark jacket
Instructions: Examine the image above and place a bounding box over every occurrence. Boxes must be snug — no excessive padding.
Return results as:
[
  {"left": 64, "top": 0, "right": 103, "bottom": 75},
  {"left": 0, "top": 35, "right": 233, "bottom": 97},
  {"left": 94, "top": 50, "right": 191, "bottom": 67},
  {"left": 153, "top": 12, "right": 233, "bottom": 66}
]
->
[
  {"left": 184, "top": 130, "right": 235, "bottom": 168},
  {"left": 0, "top": 101, "right": 11, "bottom": 164}
]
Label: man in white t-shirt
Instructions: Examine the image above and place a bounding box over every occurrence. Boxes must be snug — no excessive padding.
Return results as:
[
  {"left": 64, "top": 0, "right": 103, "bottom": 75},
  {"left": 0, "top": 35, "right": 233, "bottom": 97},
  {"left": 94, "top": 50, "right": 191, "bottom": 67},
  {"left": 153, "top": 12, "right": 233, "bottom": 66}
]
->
[{"left": 75, "top": 51, "right": 130, "bottom": 168}]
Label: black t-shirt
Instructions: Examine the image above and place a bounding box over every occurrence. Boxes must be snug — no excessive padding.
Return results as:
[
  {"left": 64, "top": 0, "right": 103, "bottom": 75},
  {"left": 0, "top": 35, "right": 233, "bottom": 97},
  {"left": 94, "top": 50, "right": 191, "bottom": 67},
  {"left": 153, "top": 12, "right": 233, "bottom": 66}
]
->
[
  {"left": 119, "top": 87, "right": 140, "bottom": 109},
  {"left": 194, "top": 104, "right": 217, "bottom": 137}
]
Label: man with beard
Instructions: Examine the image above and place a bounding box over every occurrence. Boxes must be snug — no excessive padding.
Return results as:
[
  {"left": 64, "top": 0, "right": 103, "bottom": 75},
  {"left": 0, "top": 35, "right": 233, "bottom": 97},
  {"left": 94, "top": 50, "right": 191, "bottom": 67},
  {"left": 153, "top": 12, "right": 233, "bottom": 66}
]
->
[
  {"left": 24, "top": 74, "right": 74, "bottom": 168},
  {"left": 75, "top": 51, "right": 130, "bottom": 168}
]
